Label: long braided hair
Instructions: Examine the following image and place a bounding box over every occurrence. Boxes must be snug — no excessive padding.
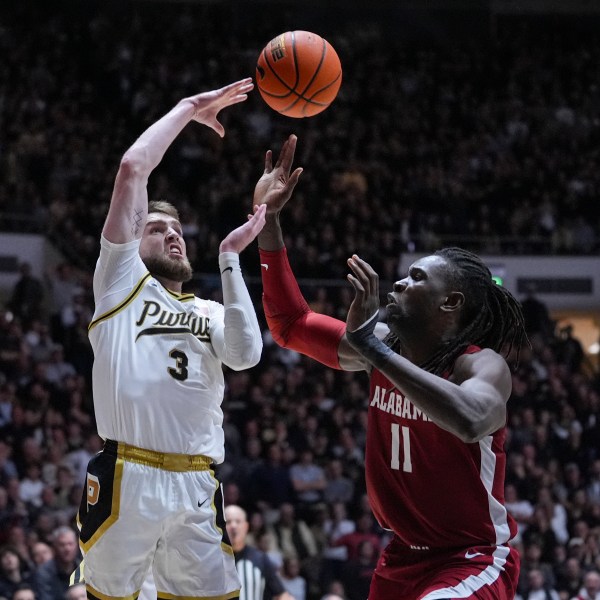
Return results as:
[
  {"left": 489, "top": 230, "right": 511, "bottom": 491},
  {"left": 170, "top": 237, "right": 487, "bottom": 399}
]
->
[{"left": 385, "top": 247, "right": 528, "bottom": 376}]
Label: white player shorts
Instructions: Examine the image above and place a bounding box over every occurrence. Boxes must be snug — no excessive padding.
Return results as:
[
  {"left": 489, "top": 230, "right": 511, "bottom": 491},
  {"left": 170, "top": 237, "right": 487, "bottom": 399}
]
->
[{"left": 77, "top": 440, "right": 240, "bottom": 599}]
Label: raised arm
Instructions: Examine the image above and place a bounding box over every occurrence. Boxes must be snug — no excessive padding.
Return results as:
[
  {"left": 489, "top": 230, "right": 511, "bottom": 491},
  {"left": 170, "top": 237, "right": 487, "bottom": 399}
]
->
[
  {"left": 344, "top": 255, "right": 512, "bottom": 442},
  {"left": 211, "top": 205, "right": 267, "bottom": 371},
  {"left": 103, "top": 78, "right": 254, "bottom": 244},
  {"left": 254, "top": 135, "right": 372, "bottom": 371}
]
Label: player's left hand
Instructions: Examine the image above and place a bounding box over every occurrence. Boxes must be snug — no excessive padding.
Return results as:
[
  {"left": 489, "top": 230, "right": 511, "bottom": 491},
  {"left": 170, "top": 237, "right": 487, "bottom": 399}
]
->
[
  {"left": 346, "top": 254, "right": 381, "bottom": 333},
  {"left": 186, "top": 78, "right": 254, "bottom": 137},
  {"left": 253, "top": 134, "right": 303, "bottom": 215},
  {"left": 219, "top": 204, "right": 267, "bottom": 254}
]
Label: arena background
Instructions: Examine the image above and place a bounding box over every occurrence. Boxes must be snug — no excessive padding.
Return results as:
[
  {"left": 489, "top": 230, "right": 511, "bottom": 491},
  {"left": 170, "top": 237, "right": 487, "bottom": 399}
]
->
[{"left": 1, "top": 1, "right": 600, "bottom": 599}]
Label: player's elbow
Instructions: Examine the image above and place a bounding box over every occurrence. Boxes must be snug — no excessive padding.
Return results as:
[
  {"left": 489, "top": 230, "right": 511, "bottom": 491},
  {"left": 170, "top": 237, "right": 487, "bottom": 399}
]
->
[
  {"left": 119, "top": 147, "right": 151, "bottom": 178},
  {"left": 455, "top": 423, "right": 484, "bottom": 444},
  {"left": 455, "top": 409, "right": 504, "bottom": 443},
  {"left": 265, "top": 314, "right": 291, "bottom": 349},
  {"left": 227, "top": 346, "right": 262, "bottom": 371}
]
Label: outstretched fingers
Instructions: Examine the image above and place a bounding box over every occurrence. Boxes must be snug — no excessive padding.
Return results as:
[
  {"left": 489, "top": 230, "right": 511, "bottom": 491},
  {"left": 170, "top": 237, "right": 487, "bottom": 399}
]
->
[
  {"left": 347, "top": 255, "right": 377, "bottom": 295},
  {"left": 275, "top": 134, "right": 297, "bottom": 173},
  {"left": 220, "top": 78, "right": 254, "bottom": 101},
  {"left": 264, "top": 149, "right": 273, "bottom": 174}
]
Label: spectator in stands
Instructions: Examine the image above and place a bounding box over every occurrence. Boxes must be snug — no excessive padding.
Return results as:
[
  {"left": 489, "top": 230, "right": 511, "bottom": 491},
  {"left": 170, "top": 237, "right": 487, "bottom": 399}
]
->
[
  {"left": 323, "top": 460, "right": 354, "bottom": 506},
  {"left": 516, "top": 567, "right": 560, "bottom": 600},
  {"left": 269, "top": 503, "right": 319, "bottom": 567},
  {"left": 556, "top": 558, "right": 585, "bottom": 600},
  {"left": 290, "top": 450, "right": 326, "bottom": 521},
  {"left": 519, "top": 541, "right": 557, "bottom": 596},
  {"left": 9, "top": 264, "right": 44, "bottom": 329},
  {"left": 29, "top": 543, "right": 52, "bottom": 568},
  {"left": 254, "top": 444, "right": 294, "bottom": 511},
  {"left": 0, "top": 546, "right": 34, "bottom": 600},
  {"left": 64, "top": 583, "right": 86, "bottom": 600},
  {"left": 571, "top": 570, "right": 600, "bottom": 600},
  {"left": 280, "top": 557, "right": 306, "bottom": 600},
  {"left": 31, "top": 526, "right": 80, "bottom": 600},
  {"left": 44, "top": 264, "right": 80, "bottom": 344},
  {"left": 10, "top": 584, "right": 36, "bottom": 600},
  {"left": 339, "top": 540, "right": 378, "bottom": 600},
  {"left": 505, "top": 482, "right": 535, "bottom": 543},
  {"left": 332, "top": 513, "right": 381, "bottom": 563},
  {"left": 42, "top": 346, "right": 76, "bottom": 390}
]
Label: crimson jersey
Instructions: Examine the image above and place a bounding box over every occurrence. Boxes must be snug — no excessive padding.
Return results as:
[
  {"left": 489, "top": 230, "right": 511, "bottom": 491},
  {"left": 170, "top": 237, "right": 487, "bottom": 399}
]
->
[{"left": 366, "top": 345, "right": 516, "bottom": 550}]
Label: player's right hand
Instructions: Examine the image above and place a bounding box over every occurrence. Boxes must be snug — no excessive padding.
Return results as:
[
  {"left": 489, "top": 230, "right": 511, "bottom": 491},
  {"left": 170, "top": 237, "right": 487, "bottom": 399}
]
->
[
  {"left": 253, "top": 134, "right": 303, "bottom": 215},
  {"left": 186, "top": 78, "right": 254, "bottom": 137}
]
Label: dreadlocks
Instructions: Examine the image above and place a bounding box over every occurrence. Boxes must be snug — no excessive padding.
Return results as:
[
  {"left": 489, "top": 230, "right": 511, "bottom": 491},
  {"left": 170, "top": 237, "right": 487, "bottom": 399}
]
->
[{"left": 385, "top": 247, "right": 528, "bottom": 376}]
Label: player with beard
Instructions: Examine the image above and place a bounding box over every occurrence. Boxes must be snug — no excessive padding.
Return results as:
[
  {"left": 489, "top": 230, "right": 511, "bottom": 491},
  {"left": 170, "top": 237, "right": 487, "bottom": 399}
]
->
[
  {"left": 253, "top": 135, "right": 527, "bottom": 600},
  {"left": 76, "top": 79, "right": 265, "bottom": 600}
]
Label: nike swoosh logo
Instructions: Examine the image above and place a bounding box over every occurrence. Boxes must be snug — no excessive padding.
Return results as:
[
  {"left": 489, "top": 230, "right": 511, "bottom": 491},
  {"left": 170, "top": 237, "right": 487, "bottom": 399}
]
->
[
  {"left": 221, "top": 267, "right": 233, "bottom": 274},
  {"left": 465, "top": 551, "right": 484, "bottom": 559},
  {"left": 261, "top": 263, "right": 269, "bottom": 271},
  {"left": 198, "top": 499, "right": 208, "bottom": 508}
]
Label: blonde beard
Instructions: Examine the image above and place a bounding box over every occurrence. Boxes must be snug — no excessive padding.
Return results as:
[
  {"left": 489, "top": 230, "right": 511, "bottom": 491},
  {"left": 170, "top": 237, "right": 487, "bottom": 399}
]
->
[{"left": 142, "top": 254, "right": 193, "bottom": 283}]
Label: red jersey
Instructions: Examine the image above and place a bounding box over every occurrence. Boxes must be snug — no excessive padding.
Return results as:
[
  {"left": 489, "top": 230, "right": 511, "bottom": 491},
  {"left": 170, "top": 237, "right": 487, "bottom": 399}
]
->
[{"left": 366, "top": 345, "right": 517, "bottom": 550}]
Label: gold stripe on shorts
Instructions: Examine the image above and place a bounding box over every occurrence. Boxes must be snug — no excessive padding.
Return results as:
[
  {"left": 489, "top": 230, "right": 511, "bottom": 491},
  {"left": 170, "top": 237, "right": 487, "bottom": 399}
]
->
[{"left": 115, "top": 441, "right": 212, "bottom": 472}]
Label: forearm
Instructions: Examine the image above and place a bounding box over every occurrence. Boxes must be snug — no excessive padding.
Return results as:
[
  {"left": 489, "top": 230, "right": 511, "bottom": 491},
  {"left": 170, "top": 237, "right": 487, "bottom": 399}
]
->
[
  {"left": 124, "top": 99, "right": 196, "bottom": 174},
  {"left": 258, "top": 213, "right": 285, "bottom": 251},
  {"left": 216, "top": 252, "right": 262, "bottom": 370},
  {"left": 347, "top": 325, "right": 490, "bottom": 441},
  {"left": 378, "top": 356, "right": 483, "bottom": 440},
  {"left": 260, "top": 246, "right": 346, "bottom": 369}
]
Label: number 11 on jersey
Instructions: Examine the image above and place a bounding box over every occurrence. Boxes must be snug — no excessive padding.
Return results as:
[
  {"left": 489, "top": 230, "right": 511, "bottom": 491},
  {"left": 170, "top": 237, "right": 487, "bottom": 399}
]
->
[{"left": 391, "top": 423, "right": 412, "bottom": 472}]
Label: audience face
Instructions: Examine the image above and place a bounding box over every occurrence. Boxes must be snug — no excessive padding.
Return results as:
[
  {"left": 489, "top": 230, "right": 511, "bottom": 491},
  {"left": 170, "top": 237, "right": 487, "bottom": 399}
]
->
[
  {"left": 0, "top": 548, "right": 20, "bottom": 575},
  {"left": 583, "top": 571, "right": 600, "bottom": 596},
  {"left": 224, "top": 505, "right": 249, "bottom": 550},
  {"left": 527, "top": 569, "right": 545, "bottom": 590},
  {"left": 65, "top": 584, "right": 87, "bottom": 600},
  {"left": 12, "top": 589, "right": 35, "bottom": 600},
  {"left": 53, "top": 530, "right": 79, "bottom": 566},
  {"left": 30, "top": 542, "right": 53, "bottom": 566}
]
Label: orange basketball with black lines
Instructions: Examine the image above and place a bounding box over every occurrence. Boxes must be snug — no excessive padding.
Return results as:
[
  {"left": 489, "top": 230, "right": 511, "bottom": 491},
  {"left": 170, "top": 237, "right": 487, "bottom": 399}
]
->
[{"left": 256, "top": 31, "right": 342, "bottom": 118}]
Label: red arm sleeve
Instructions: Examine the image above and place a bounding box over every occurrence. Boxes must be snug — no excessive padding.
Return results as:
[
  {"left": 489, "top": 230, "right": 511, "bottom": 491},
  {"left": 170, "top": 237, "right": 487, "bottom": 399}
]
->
[{"left": 259, "top": 247, "right": 346, "bottom": 369}]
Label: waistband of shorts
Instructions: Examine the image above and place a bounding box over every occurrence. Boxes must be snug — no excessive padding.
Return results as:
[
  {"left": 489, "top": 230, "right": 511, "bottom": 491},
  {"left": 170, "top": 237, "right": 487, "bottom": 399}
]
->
[{"left": 103, "top": 439, "right": 212, "bottom": 472}]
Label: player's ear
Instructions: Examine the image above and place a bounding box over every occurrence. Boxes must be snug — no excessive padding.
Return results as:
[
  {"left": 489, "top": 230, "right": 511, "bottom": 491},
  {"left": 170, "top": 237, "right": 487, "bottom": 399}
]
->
[{"left": 441, "top": 291, "right": 465, "bottom": 313}]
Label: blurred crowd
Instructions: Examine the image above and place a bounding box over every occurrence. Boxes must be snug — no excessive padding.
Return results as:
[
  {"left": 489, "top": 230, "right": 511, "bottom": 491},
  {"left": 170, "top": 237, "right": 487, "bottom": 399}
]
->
[
  {"left": 2, "top": 2, "right": 600, "bottom": 600},
  {"left": 2, "top": 2, "right": 600, "bottom": 281},
  {"left": 2, "top": 258, "right": 600, "bottom": 600}
]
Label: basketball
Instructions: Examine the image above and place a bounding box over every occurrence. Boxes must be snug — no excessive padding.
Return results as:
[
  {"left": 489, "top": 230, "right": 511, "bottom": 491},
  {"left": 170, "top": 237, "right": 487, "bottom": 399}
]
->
[{"left": 256, "top": 31, "right": 342, "bottom": 118}]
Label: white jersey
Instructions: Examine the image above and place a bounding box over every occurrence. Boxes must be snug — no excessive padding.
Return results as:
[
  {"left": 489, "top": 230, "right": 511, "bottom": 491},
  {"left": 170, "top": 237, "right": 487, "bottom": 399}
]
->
[{"left": 89, "top": 236, "right": 229, "bottom": 460}]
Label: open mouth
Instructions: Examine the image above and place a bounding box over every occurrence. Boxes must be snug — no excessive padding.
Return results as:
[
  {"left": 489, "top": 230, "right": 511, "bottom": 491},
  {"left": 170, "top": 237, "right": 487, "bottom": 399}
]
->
[{"left": 168, "top": 245, "right": 182, "bottom": 257}]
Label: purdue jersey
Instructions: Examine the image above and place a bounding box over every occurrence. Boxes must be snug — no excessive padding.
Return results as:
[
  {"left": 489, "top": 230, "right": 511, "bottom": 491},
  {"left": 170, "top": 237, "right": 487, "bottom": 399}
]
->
[
  {"left": 366, "top": 345, "right": 517, "bottom": 550},
  {"left": 89, "top": 236, "right": 228, "bottom": 460}
]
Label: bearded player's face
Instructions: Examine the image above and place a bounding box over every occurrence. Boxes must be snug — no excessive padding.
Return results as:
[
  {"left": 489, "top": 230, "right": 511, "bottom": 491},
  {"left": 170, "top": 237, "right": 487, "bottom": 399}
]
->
[{"left": 139, "top": 213, "right": 193, "bottom": 283}]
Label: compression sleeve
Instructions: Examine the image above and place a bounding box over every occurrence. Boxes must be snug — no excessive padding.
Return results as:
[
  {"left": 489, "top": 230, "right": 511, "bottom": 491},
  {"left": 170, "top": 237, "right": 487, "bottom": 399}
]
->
[
  {"left": 259, "top": 247, "right": 346, "bottom": 369},
  {"left": 215, "top": 252, "right": 263, "bottom": 370}
]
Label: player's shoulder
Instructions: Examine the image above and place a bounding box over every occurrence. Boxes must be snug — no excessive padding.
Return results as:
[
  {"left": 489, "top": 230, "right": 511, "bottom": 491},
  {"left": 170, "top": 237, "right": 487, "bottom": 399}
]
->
[
  {"left": 194, "top": 296, "right": 223, "bottom": 315},
  {"left": 453, "top": 346, "right": 510, "bottom": 381}
]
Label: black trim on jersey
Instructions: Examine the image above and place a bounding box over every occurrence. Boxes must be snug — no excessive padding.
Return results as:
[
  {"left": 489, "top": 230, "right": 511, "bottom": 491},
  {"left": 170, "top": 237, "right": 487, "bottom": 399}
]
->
[
  {"left": 69, "top": 561, "right": 84, "bottom": 586},
  {"left": 165, "top": 288, "right": 195, "bottom": 302},
  {"left": 214, "top": 483, "right": 233, "bottom": 548},
  {"left": 88, "top": 273, "right": 152, "bottom": 331},
  {"left": 78, "top": 449, "right": 122, "bottom": 551},
  {"left": 135, "top": 327, "right": 210, "bottom": 342}
]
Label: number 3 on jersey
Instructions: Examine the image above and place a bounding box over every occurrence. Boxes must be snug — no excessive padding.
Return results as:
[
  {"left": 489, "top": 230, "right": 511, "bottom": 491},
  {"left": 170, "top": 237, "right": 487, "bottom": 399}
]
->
[
  {"left": 391, "top": 423, "right": 413, "bottom": 472},
  {"left": 168, "top": 349, "right": 189, "bottom": 381}
]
